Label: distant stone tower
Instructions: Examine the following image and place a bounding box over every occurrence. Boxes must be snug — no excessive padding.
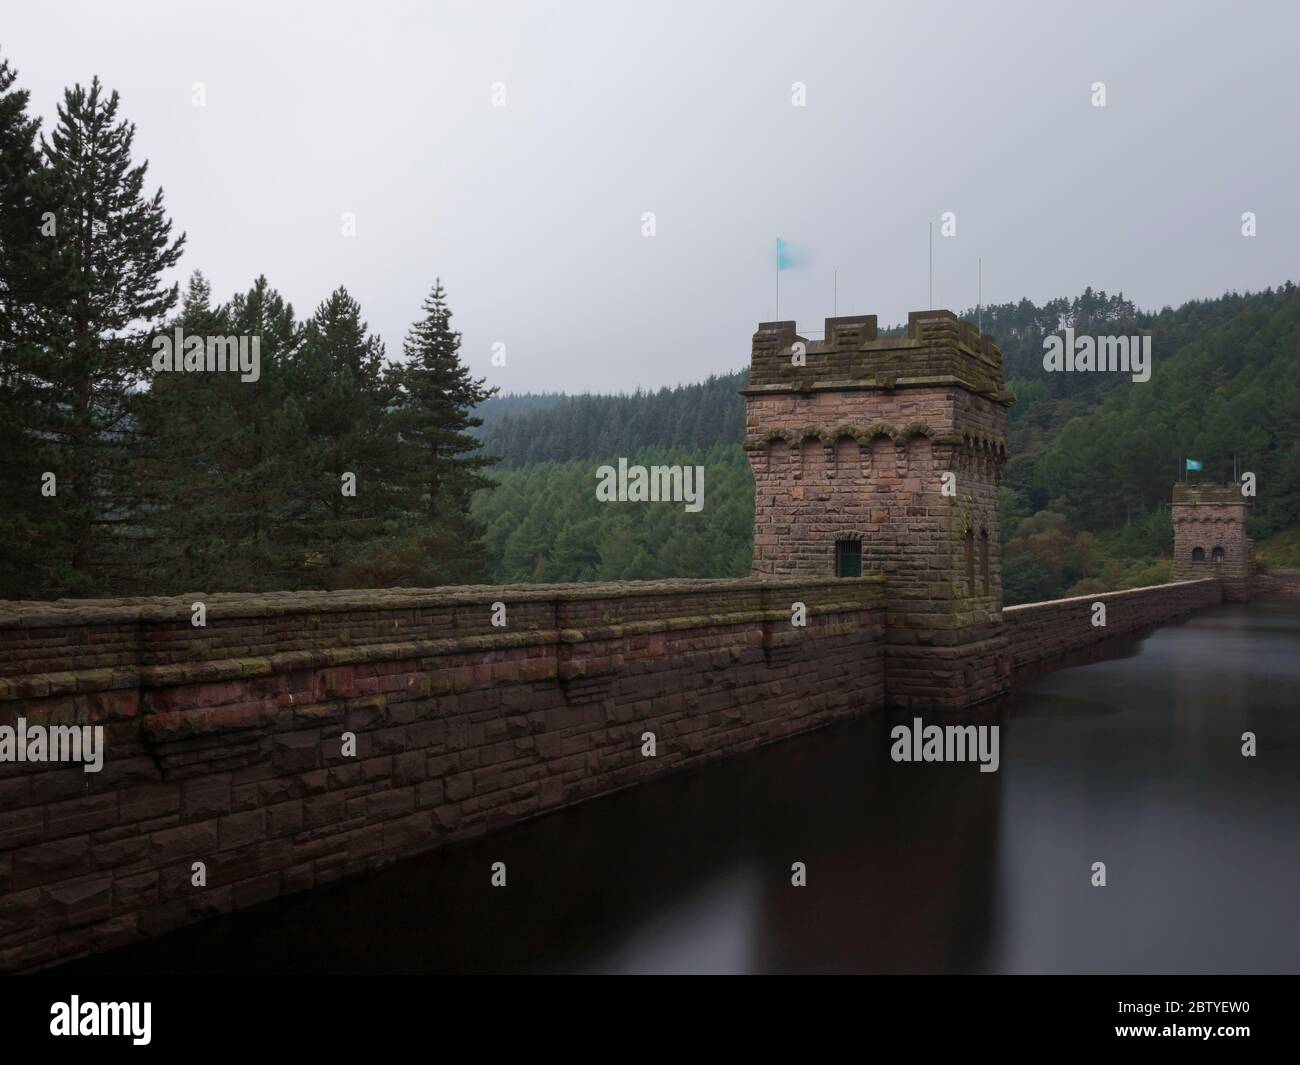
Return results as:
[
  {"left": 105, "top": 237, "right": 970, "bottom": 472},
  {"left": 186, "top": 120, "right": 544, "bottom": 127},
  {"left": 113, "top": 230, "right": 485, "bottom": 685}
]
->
[
  {"left": 1171, "top": 484, "right": 1253, "bottom": 601},
  {"left": 743, "top": 310, "right": 1015, "bottom": 709}
]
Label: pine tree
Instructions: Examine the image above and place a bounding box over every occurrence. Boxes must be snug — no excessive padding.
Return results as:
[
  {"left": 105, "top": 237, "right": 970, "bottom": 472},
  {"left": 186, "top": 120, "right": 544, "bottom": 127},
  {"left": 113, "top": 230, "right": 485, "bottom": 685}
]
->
[
  {"left": 134, "top": 271, "right": 237, "bottom": 590},
  {"left": 34, "top": 77, "right": 184, "bottom": 594},
  {"left": 386, "top": 279, "right": 498, "bottom": 584},
  {"left": 293, "top": 287, "right": 402, "bottom": 586},
  {"left": 219, "top": 277, "right": 311, "bottom": 591},
  {"left": 138, "top": 275, "right": 309, "bottom": 593},
  {"left": 551, "top": 518, "right": 603, "bottom": 581},
  {"left": 0, "top": 53, "right": 56, "bottom": 597},
  {"left": 0, "top": 53, "right": 46, "bottom": 340}
]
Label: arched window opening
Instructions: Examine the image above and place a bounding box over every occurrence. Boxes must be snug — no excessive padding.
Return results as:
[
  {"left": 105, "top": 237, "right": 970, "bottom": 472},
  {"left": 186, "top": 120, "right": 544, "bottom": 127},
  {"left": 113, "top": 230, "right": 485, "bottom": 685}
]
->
[
  {"left": 1212, "top": 546, "right": 1225, "bottom": 562},
  {"left": 964, "top": 528, "right": 975, "bottom": 593},
  {"left": 980, "top": 529, "right": 990, "bottom": 595},
  {"left": 835, "top": 538, "right": 861, "bottom": 578},
  {"left": 1191, "top": 546, "right": 1205, "bottom": 562}
]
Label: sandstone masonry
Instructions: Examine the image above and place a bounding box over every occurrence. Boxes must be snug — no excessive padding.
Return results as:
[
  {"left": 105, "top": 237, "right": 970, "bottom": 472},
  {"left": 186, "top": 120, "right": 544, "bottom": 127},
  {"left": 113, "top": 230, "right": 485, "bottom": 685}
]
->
[
  {"left": 1003, "top": 579, "right": 1222, "bottom": 679},
  {"left": 0, "top": 579, "right": 885, "bottom": 971},
  {"left": 1171, "top": 484, "right": 1254, "bottom": 602},
  {"left": 743, "top": 310, "right": 1015, "bottom": 708}
]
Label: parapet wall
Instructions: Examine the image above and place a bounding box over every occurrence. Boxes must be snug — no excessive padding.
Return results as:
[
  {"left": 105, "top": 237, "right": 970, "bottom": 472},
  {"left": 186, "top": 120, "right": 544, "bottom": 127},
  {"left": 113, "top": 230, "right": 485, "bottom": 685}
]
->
[
  {"left": 0, "top": 574, "right": 1231, "bottom": 972},
  {"left": 1001, "top": 579, "right": 1222, "bottom": 677},
  {"left": 1253, "top": 569, "right": 1300, "bottom": 599},
  {"left": 0, "top": 578, "right": 886, "bottom": 972}
]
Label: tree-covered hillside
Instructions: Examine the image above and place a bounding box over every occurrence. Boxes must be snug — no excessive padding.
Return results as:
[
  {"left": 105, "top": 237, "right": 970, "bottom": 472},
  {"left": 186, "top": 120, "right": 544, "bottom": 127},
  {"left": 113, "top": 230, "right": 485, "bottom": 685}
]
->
[
  {"left": 471, "top": 284, "right": 1300, "bottom": 601},
  {"left": 471, "top": 445, "right": 752, "bottom": 583},
  {"left": 475, "top": 372, "right": 746, "bottom": 467},
  {"left": 472, "top": 391, "right": 565, "bottom": 432}
]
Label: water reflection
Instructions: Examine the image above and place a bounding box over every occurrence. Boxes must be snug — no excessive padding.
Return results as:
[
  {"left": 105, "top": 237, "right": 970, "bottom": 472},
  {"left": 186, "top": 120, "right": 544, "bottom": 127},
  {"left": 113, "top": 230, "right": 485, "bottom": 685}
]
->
[
  {"left": 985, "top": 603, "right": 1299, "bottom": 974},
  {"left": 62, "top": 603, "right": 1299, "bottom": 974}
]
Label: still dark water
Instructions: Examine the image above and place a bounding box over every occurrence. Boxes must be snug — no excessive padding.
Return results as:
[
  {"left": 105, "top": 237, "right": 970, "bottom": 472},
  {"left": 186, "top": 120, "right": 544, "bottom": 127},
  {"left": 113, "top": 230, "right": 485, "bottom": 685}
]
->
[{"left": 67, "top": 602, "right": 1299, "bottom": 974}]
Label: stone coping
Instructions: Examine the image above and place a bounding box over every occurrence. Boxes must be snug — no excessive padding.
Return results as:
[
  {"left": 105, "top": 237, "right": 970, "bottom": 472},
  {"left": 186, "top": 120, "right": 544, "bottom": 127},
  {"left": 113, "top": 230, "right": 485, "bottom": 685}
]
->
[
  {"left": 0, "top": 576, "right": 885, "bottom": 629},
  {"left": 1002, "top": 579, "right": 1218, "bottom": 614}
]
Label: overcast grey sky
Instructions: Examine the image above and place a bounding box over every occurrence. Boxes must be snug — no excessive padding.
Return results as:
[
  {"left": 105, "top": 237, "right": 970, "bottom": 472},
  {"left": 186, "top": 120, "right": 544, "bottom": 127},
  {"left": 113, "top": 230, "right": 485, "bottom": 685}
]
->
[{"left": 5, "top": 0, "right": 1298, "bottom": 392}]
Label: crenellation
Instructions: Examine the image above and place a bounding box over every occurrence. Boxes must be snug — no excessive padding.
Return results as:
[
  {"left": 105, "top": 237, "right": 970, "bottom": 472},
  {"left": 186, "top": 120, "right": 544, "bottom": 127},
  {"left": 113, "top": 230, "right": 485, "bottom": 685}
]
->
[{"left": 745, "top": 308, "right": 1010, "bottom": 400}]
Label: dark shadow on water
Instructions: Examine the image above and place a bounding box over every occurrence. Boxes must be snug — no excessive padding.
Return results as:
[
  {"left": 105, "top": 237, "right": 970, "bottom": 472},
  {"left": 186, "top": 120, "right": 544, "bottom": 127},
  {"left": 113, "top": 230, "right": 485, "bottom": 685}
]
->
[
  {"left": 63, "top": 711, "right": 1006, "bottom": 974},
  {"left": 1009, "top": 693, "right": 1122, "bottom": 719}
]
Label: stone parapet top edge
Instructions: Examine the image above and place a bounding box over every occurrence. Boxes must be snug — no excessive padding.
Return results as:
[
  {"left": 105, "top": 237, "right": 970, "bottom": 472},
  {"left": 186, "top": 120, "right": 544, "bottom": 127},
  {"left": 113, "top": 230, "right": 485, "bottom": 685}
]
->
[
  {"left": 1001, "top": 579, "right": 1218, "bottom": 614},
  {"left": 0, "top": 576, "right": 886, "bottom": 629}
]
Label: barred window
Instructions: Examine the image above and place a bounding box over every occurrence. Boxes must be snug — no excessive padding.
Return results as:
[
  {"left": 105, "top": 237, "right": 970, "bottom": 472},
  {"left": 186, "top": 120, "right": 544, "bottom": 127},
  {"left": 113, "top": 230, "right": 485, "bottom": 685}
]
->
[{"left": 835, "top": 539, "right": 861, "bottom": 578}]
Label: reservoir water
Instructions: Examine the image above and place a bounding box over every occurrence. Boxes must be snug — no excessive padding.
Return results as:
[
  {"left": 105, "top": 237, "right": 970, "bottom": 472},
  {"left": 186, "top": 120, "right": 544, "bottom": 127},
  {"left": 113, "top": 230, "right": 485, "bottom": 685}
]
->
[{"left": 62, "top": 601, "right": 1299, "bottom": 974}]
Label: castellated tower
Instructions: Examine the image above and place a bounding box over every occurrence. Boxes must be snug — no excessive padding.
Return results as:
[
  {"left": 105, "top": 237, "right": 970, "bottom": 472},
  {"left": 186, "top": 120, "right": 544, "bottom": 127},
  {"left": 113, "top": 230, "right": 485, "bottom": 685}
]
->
[
  {"left": 743, "top": 310, "right": 1015, "bottom": 710},
  {"left": 1171, "top": 484, "right": 1253, "bottom": 601}
]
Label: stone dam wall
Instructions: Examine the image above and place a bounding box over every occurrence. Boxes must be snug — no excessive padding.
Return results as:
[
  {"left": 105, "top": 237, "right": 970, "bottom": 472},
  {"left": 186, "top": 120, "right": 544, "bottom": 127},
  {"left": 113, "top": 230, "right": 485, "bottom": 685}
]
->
[
  {"left": 1253, "top": 569, "right": 1300, "bottom": 600},
  {"left": 1002, "top": 579, "right": 1222, "bottom": 678},
  {"left": 0, "top": 575, "right": 1228, "bottom": 971},
  {"left": 0, "top": 578, "right": 885, "bottom": 972}
]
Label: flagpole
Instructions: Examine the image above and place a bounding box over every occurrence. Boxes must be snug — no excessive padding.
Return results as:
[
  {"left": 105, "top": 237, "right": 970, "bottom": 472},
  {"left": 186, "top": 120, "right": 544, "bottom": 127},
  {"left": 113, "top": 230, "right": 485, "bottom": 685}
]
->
[{"left": 928, "top": 223, "right": 933, "bottom": 309}]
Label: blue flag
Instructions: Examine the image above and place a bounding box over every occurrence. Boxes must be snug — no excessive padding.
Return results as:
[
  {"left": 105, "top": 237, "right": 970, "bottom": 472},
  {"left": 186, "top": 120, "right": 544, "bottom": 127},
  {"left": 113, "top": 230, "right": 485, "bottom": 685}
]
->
[
  {"left": 776, "top": 238, "right": 808, "bottom": 271},
  {"left": 1186, "top": 459, "right": 1202, "bottom": 471}
]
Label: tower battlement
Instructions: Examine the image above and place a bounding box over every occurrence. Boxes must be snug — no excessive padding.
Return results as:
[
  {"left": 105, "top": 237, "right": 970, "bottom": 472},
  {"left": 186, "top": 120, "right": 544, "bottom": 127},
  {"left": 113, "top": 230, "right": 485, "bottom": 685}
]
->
[
  {"left": 743, "top": 309, "right": 1012, "bottom": 709},
  {"left": 744, "top": 309, "right": 1011, "bottom": 402},
  {"left": 1171, "top": 483, "right": 1253, "bottom": 601},
  {"left": 1172, "top": 484, "right": 1245, "bottom": 506}
]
